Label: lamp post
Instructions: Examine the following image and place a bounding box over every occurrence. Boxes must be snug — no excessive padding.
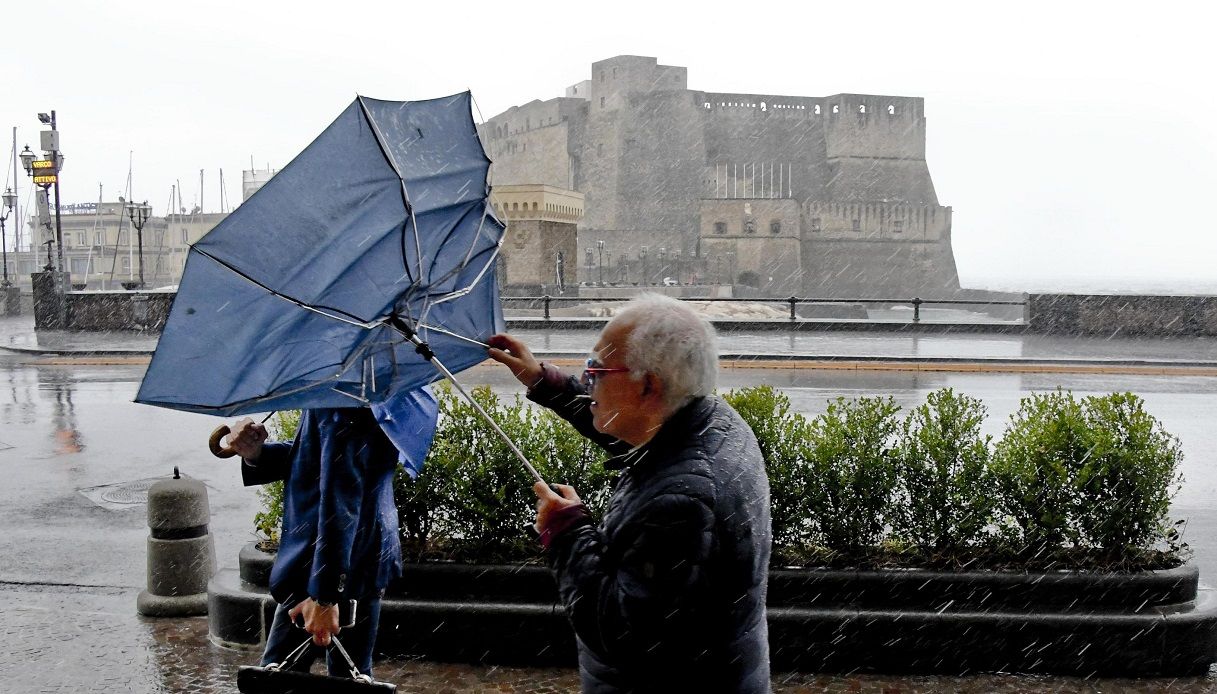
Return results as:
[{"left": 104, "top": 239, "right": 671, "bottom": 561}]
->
[
  {"left": 126, "top": 200, "right": 151, "bottom": 288},
  {"left": 596, "top": 240, "right": 604, "bottom": 286},
  {"left": 21, "top": 112, "right": 65, "bottom": 278},
  {"left": 1, "top": 187, "right": 15, "bottom": 288},
  {"left": 640, "top": 246, "right": 648, "bottom": 285}
]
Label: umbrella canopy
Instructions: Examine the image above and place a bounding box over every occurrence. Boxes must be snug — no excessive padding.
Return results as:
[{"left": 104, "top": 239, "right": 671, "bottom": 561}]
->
[{"left": 136, "top": 92, "right": 504, "bottom": 416}]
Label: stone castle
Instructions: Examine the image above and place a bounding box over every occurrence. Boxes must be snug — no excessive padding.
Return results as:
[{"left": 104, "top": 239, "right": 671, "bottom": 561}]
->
[{"left": 482, "top": 55, "right": 960, "bottom": 297}]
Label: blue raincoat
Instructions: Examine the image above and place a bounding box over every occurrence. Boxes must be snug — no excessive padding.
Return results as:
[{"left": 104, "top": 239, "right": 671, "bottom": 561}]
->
[{"left": 241, "top": 396, "right": 436, "bottom": 605}]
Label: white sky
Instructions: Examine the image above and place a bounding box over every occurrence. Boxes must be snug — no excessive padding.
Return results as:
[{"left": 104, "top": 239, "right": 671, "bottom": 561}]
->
[{"left": 4, "top": 0, "right": 1214, "bottom": 291}]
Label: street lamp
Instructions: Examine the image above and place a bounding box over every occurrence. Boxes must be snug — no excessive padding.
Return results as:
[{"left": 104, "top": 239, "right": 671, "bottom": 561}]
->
[
  {"left": 1, "top": 188, "right": 16, "bottom": 288},
  {"left": 126, "top": 200, "right": 152, "bottom": 289},
  {"left": 21, "top": 110, "right": 65, "bottom": 277},
  {"left": 640, "top": 246, "right": 648, "bottom": 285},
  {"left": 596, "top": 240, "right": 604, "bottom": 286}
]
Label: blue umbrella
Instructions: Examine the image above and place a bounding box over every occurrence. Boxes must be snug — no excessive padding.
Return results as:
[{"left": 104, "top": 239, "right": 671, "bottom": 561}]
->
[{"left": 137, "top": 93, "right": 546, "bottom": 484}]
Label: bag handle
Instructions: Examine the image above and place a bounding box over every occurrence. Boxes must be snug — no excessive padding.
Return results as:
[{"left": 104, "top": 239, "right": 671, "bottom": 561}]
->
[{"left": 267, "top": 635, "right": 372, "bottom": 684}]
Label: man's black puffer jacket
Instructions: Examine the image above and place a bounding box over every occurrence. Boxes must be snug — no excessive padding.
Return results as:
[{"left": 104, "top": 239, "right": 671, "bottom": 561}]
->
[{"left": 530, "top": 374, "right": 772, "bottom": 693}]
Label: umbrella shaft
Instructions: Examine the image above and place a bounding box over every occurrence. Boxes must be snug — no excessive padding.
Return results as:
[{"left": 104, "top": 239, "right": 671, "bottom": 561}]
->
[{"left": 426, "top": 351, "right": 546, "bottom": 487}]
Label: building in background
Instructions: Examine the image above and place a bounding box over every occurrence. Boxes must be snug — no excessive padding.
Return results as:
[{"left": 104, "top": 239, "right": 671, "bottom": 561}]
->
[{"left": 482, "top": 55, "right": 960, "bottom": 297}]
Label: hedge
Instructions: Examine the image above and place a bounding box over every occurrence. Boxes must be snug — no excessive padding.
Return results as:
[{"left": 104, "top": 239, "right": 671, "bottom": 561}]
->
[{"left": 254, "top": 385, "right": 1186, "bottom": 570}]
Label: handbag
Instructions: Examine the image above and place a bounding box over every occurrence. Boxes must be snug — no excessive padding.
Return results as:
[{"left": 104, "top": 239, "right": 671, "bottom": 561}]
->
[{"left": 237, "top": 634, "right": 397, "bottom": 693}]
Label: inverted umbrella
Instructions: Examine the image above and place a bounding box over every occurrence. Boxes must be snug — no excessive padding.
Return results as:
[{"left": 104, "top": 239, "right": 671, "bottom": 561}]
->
[{"left": 137, "top": 92, "right": 546, "bottom": 484}]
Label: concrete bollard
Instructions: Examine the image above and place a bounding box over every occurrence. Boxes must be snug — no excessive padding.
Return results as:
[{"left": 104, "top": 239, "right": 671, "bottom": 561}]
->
[{"left": 137, "top": 467, "right": 216, "bottom": 616}]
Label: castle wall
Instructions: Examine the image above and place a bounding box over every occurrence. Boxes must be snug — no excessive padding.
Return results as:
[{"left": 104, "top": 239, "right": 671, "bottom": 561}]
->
[
  {"left": 800, "top": 200, "right": 957, "bottom": 297},
  {"left": 482, "top": 55, "right": 960, "bottom": 297},
  {"left": 699, "top": 198, "right": 802, "bottom": 292}
]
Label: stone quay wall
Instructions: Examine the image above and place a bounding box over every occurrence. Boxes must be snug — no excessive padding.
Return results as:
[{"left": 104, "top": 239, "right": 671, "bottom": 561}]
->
[
  {"left": 24, "top": 277, "right": 1217, "bottom": 338},
  {"left": 1028, "top": 294, "right": 1217, "bottom": 337}
]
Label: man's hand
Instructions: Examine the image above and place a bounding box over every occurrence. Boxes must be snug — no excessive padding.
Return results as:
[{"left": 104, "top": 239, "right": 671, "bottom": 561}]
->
[
  {"left": 533, "top": 482, "right": 583, "bottom": 534},
  {"left": 487, "top": 334, "right": 545, "bottom": 389},
  {"left": 288, "top": 598, "right": 341, "bottom": 647},
  {"left": 228, "top": 417, "right": 268, "bottom": 461}
]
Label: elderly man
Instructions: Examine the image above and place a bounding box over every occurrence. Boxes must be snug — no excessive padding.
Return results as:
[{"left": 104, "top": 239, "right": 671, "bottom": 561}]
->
[{"left": 488, "top": 293, "right": 772, "bottom": 692}]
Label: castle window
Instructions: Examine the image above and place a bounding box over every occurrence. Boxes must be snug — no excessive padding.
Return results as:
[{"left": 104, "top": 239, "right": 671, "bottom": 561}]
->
[
  {"left": 810, "top": 217, "right": 821, "bottom": 232},
  {"left": 714, "top": 221, "right": 727, "bottom": 234},
  {"left": 612, "top": 68, "right": 617, "bottom": 78},
  {"left": 770, "top": 220, "right": 781, "bottom": 234},
  {"left": 181, "top": 229, "right": 189, "bottom": 244},
  {"left": 888, "top": 104, "right": 896, "bottom": 115},
  {"left": 859, "top": 104, "right": 866, "bottom": 113},
  {"left": 600, "top": 97, "right": 605, "bottom": 108},
  {"left": 832, "top": 104, "right": 839, "bottom": 114},
  {"left": 532, "top": 202, "right": 538, "bottom": 211},
  {"left": 851, "top": 219, "right": 861, "bottom": 232},
  {"left": 892, "top": 220, "right": 903, "bottom": 233},
  {"left": 814, "top": 104, "right": 821, "bottom": 114}
]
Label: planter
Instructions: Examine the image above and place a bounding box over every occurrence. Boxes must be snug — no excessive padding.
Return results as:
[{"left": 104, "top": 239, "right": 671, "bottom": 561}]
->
[{"left": 210, "top": 542, "right": 1217, "bottom": 675}]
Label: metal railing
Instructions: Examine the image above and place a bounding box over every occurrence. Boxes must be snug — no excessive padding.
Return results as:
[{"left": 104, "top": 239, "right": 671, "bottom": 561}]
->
[{"left": 502, "top": 295, "right": 1028, "bottom": 322}]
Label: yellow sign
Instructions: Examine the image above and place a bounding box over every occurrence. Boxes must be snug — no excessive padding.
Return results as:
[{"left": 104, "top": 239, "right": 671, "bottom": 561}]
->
[
  {"left": 32, "top": 159, "right": 56, "bottom": 170},
  {"left": 33, "top": 174, "right": 57, "bottom": 185}
]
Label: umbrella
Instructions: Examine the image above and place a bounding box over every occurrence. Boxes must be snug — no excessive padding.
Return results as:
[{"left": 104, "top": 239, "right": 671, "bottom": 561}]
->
[{"left": 137, "top": 92, "right": 545, "bottom": 484}]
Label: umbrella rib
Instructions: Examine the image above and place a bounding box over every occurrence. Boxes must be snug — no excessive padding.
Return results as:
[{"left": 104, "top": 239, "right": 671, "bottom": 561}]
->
[
  {"left": 193, "top": 247, "right": 378, "bottom": 329},
  {"left": 415, "top": 322, "right": 490, "bottom": 349},
  {"left": 358, "top": 96, "right": 424, "bottom": 288}
]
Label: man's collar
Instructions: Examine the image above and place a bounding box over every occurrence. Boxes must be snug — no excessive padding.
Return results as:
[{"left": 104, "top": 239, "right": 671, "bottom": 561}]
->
[{"left": 602, "top": 395, "right": 712, "bottom": 471}]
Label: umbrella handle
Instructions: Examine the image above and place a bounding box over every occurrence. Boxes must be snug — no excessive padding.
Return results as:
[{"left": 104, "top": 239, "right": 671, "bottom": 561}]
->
[{"left": 208, "top": 425, "right": 238, "bottom": 459}]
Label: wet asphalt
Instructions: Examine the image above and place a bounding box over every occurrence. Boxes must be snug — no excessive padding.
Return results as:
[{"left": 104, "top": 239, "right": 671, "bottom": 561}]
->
[{"left": 1, "top": 313, "right": 1215, "bottom": 692}]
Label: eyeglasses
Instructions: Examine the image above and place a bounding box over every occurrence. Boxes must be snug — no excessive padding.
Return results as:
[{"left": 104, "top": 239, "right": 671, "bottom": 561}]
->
[{"left": 581, "top": 358, "right": 630, "bottom": 388}]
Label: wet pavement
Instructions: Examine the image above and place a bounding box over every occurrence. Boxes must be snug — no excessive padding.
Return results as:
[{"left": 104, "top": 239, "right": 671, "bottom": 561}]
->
[{"left": 2, "top": 312, "right": 1217, "bottom": 691}]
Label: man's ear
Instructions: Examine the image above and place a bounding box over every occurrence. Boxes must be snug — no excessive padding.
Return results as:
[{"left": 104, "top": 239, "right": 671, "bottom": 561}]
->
[{"left": 641, "top": 373, "right": 663, "bottom": 400}]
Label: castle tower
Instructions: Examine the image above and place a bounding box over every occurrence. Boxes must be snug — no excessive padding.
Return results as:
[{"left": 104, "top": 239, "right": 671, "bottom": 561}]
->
[{"left": 490, "top": 185, "right": 582, "bottom": 295}]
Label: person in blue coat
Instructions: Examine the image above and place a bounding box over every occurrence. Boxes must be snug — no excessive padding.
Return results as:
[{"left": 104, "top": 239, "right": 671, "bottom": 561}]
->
[{"left": 225, "top": 389, "right": 437, "bottom": 678}]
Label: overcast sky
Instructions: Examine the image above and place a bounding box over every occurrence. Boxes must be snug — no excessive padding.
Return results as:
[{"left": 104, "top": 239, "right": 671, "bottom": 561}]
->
[{"left": 4, "top": 0, "right": 1213, "bottom": 292}]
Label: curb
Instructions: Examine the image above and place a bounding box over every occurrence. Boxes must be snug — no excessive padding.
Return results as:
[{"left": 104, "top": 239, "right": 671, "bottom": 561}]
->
[{"left": 213, "top": 547, "right": 1217, "bottom": 675}]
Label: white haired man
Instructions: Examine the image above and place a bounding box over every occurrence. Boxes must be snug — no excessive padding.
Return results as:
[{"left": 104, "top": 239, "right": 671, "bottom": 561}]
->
[{"left": 487, "top": 293, "right": 772, "bottom": 692}]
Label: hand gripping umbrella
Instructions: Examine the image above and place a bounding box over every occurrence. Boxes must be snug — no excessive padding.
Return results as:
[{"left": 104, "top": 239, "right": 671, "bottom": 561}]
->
[{"left": 136, "top": 92, "right": 547, "bottom": 486}]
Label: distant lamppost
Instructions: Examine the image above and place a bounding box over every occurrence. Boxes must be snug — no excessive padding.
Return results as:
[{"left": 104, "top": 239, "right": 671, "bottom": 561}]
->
[
  {"left": 596, "top": 240, "right": 605, "bottom": 286},
  {"left": 658, "top": 247, "right": 666, "bottom": 281},
  {"left": 1, "top": 188, "right": 16, "bottom": 288},
  {"left": 21, "top": 111, "right": 65, "bottom": 277},
  {"left": 126, "top": 200, "right": 152, "bottom": 289},
  {"left": 640, "top": 246, "right": 648, "bottom": 285}
]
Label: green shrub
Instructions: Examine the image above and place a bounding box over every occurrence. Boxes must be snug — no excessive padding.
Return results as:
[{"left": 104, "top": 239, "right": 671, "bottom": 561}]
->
[
  {"left": 252, "top": 410, "right": 301, "bottom": 545},
  {"left": 1072, "top": 392, "right": 1183, "bottom": 554},
  {"left": 893, "top": 389, "right": 994, "bottom": 555},
  {"left": 723, "top": 385, "right": 814, "bottom": 551},
  {"left": 991, "top": 390, "right": 1090, "bottom": 551},
  {"left": 255, "top": 386, "right": 1186, "bottom": 571},
  {"left": 801, "top": 396, "right": 902, "bottom": 555}
]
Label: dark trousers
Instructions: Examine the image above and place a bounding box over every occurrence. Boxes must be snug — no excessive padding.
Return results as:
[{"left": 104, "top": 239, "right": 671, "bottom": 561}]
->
[{"left": 261, "top": 596, "right": 382, "bottom": 677}]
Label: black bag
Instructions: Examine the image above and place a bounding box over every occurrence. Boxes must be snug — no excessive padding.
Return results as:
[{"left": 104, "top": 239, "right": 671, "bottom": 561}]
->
[{"left": 237, "top": 635, "right": 397, "bottom": 693}]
